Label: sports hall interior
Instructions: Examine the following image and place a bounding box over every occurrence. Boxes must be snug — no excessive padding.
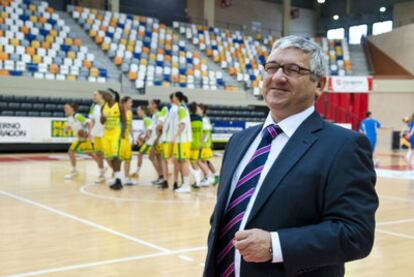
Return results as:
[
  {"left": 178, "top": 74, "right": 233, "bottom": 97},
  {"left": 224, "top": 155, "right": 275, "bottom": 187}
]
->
[{"left": 1, "top": 0, "right": 414, "bottom": 276}]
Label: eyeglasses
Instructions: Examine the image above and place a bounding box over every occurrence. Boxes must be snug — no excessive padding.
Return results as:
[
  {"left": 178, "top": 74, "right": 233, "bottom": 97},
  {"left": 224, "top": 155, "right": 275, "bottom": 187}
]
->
[{"left": 263, "top": 62, "right": 316, "bottom": 78}]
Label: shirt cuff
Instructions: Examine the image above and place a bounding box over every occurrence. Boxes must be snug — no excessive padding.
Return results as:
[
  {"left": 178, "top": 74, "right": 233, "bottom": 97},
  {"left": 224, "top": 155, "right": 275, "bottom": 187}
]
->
[{"left": 270, "top": 232, "right": 284, "bottom": 263}]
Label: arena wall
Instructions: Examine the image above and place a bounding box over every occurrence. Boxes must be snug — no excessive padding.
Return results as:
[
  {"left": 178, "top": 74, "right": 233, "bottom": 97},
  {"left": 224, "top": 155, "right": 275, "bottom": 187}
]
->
[
  {"left": 368, "top": 23, "right": 414, "bottom": 76},
  {"left": 0, "top": 77, "right": 263, "bottom": 106},
  {"left": 393, "top": 1, "right": 414, "bottom": 27},
  {"left": 369, "top": 79, "right": 414, "bottom": 151},
  {"left": 187, "top": 0, "right": 317, "bottom": 36}
]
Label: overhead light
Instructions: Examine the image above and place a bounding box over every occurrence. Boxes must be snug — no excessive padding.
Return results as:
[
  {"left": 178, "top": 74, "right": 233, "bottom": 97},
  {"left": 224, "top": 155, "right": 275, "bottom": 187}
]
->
[
  {"left": 379, "top": 6, "right": 386, "bottom": 12},
  {"left": 333, "top": 14, "right": 339, "bottom": 20},
  {"left": 317, "top": 0, "right": 325, "bottom": 3}
]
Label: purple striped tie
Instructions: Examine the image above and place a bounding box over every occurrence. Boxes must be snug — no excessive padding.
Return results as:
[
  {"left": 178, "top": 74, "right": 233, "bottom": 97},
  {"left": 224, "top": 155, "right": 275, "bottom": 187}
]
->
[{"left": 216, "top": 124, "right": 282, "bottom": 277}]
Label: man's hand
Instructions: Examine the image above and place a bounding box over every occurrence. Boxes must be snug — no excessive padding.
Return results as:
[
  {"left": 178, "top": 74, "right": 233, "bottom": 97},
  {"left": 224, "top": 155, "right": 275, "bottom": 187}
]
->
[{"left": 234, "top": 229, "right": 272, "bottom": 263}]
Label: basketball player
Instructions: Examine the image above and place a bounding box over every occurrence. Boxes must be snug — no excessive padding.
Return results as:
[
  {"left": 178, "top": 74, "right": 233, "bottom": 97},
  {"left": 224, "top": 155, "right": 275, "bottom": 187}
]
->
[
  {"left": 404, "top": 114, "right": 414, "bottom": 169},
  {"left": 64, "top": 102, "right": 94, "bottom": 180},
  {"left": 188, "top": 102, "right": 210, "bottom": 188},
  {"left": 160, "top": 94, "right": 178, "bottom": 189},
  {"left": 199, "top": 103, "right": 219, "bottom": 185},
  {"left": 119, "top": 96, "right": 136, "bottom": 186},
  {"left": 101, "top": 89, "right": 126, "bottom": 190},
  {"left": 134, "top": 105, "right": 153, "bottom": 178},
  {"left": 171, "top": 92, "right": 193, "bottom": 193},
  {"left": 359, "top": 111, "right": 381, "bottom": 166},
  {"left": 88, "top": 91, "right": 106, "bottom": 184},
  {"left": 147, "top": 99, "right": 166, "bottom": 186}
]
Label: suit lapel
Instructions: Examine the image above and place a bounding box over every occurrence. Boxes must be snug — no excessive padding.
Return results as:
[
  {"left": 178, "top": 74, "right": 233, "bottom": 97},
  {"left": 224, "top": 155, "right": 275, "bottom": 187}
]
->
[
  {"left": 214, "top": 124, "right": 262, "bottom": 227},
  {"left": 246, "top": 112, "right": 324, "bottom": 225}
]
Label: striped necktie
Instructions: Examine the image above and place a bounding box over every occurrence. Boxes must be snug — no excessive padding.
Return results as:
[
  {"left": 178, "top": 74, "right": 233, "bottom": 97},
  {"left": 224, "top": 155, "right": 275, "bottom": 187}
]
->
[{"left": 216, "top": 124, "right": 283, "bottom": 277}]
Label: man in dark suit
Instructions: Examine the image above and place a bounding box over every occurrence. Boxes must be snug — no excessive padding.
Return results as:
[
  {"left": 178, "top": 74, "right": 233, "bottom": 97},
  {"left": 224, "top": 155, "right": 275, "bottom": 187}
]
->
[{"left": 204, "top": 36, "right": 378, "bottom": 277}]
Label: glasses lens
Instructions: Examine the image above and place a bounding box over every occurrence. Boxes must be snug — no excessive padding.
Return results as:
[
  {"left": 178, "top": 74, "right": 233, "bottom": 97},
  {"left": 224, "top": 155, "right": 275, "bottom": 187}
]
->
[
  {"left": 264, "top": 63, "right": 280, "bottom": 74},
  {"left": 284, "top": 64, "right": 301, "bottom": 76}
]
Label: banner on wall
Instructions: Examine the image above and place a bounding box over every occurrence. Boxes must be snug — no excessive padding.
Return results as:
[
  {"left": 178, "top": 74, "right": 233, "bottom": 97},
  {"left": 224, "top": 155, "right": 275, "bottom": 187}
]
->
[
  {"left": 0, "top": 117, "right": 145, "bottom": 144},
  {"left": 327, "top": 76, "right": 373, "bottom": 93},
  {"left": 212, "top": 120, "right": 245, "bottom": 142},
  {"left": 1, "top": 117, "right": 353, "bottom": 145}
]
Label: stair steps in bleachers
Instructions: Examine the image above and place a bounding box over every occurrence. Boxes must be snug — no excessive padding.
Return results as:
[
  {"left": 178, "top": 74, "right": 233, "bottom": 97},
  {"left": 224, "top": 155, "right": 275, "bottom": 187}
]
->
[
  {"left": 57, "top": 11, "right": 121, "bottom": 83},
  {"left": 173, "top": 29, "right": 245, "bottom": 92},
  {"left": 348, "top": 44, "right": 370, "bottom": 76}
]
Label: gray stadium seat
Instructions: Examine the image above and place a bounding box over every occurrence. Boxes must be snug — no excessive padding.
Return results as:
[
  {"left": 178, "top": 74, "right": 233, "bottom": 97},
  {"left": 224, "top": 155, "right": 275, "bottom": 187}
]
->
[
  {"left": 1, "top": 110, "right": 14, "bottom": 116},
  {"left": 21, "top": 103, "right": 33, "bottom": 110},
  {"left": 45, "top": 104, "right": 57, "bottom": 111},
  {"left": 28, "top": 111, "right": 40, "bottom": 117},
  {"left": 40, "top": 111, "right": 52, "bottom": 117},
  {"left": 8, "top": 102, "right": 21, "bottom": 110},
  {"left": 15, "top": 111, "right": 27, "bottom": 117},
  {"left": 33, "top": 103, "right": 45, "bottom": 110},
  {"left": 52, "top": 112, "right": 65, "bottom": 117}
]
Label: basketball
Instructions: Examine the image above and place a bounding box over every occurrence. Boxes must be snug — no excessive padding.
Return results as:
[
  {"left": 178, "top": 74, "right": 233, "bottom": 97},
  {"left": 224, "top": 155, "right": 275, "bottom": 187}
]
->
[{"left": 77, "top": 129, "right": 88, "bottom": 139}]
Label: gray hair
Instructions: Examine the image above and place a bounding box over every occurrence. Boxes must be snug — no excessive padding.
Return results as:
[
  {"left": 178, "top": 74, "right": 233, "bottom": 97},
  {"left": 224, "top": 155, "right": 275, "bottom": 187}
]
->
[{"left": 271, "top": 35, "right": 328, "bottom": 80}]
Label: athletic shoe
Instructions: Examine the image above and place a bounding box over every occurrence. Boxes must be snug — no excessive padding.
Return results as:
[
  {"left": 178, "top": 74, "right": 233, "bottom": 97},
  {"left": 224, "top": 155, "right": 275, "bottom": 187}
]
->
[
  {"left": 173, "top": 182, "right": 179, "bottom": 191},
  {"left": 125, "top": 178, "right": 136, "bottom": 186},
  {"left": 158, "top": 180, "right": 169, "bottom": 189},
  {"left": 130, "top": 172, "right": 139, "bottom": 178},
  {"left": 175, "top": 185, "right": 191, "bottom": 193},
  {"left": 151, "top": 177, "right": 163, "bottom": 185},
  {"left": 64, "top": 170, "right": 78, "bottom": 180},
  {"left": 191, "top": 183, "right": 201, "bottom": 189},
  {"left": 94, "top": 175, "right": 105, "bottom": 184},
  {"left": 107, "top": 178, "right": 115, "bottom": 186},
  {"left": 110, "top": 179, "right": 123, "bottom": 190},
  {"left": 213, "top": 175, "right": 219, "bottom": 186},
  {"left": 199, "top": 178, "right": 211, "bottom": 187}
]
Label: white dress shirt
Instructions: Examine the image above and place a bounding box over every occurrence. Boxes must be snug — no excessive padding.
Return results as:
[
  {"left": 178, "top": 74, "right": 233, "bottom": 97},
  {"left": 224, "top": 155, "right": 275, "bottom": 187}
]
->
[{"left": 226, "top": 106, "right": 315, "bottom": 277}]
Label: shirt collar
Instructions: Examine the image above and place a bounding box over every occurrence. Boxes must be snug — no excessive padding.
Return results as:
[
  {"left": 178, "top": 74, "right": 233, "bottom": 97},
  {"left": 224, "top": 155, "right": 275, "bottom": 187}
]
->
[{"left": 262, "top": 105, "right": 315, "bottom": 138}]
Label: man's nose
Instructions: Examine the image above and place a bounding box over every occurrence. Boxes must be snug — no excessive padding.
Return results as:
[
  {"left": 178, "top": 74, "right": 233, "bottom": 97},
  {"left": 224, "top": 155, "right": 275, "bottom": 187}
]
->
[{"left": 271, "top": 67, "right": 287, "bottom": 82}]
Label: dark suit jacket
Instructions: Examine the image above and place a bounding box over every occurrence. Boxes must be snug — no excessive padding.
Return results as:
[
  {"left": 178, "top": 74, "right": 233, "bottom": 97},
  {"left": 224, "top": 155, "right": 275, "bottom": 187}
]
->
[{"left": 204, "top": 111, "right": 378, "bottom": 277}]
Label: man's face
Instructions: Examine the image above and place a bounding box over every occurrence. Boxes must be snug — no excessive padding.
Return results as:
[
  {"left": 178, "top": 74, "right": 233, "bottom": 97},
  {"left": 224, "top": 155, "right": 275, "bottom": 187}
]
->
[{"left": 262, "top": 47, "right": 324, "bottom": 116}]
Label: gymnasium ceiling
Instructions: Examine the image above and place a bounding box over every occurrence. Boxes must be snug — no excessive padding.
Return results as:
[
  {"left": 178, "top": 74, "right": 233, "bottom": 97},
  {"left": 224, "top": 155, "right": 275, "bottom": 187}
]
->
[{"left": 262, "top": 0, "right": 414, "bottom": 15}]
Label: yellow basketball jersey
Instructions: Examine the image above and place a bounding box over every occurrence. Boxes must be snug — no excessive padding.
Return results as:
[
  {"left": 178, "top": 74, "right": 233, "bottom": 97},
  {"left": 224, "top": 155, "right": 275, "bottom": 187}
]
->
[
  {"left": 102, "top": 102, "right": 121, "bottom": 130},
  {"left": 124, "top": 110, "right": 132, "bottom": 138}
]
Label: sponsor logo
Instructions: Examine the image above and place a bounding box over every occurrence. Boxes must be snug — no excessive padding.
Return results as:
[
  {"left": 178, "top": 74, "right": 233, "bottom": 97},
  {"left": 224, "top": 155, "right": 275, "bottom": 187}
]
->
[
  {"left": 0, "top": 122, "right": 27, "bottom": 137},
  {"left": 51, "top": 120, "right": 74, "bottom": 138}
]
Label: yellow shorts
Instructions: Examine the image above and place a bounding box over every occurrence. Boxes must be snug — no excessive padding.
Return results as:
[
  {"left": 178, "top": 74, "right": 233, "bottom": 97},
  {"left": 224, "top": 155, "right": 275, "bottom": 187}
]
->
[
  {"left": 190, "top": 148, "right": 201, "bottom": 161},
  {"left": 119, "top": 138, "right": 132, "bottom": 161},
  {"left": 173, "top": 142, "right": 191, "bottom": 161},
  {"left": 139, "top": 143, "right": 152, "bottom": 155},
  {"left": 201, "top": 147, "right": 213, "bottom": 160},
  {"left": 93, "top": 137, "right": 104, "bottom": 154},
  {"left": 69, "top": 139, "right": 93, "bottom": 154},
  {"left": 162, "top": 142, "right": 173, "bottom": 160},
  {"left": 102, "top": 128, "right": 121, "bottom": 160},
  {"left": 154, "top": 143, "right": 163, "bottom": 154}
]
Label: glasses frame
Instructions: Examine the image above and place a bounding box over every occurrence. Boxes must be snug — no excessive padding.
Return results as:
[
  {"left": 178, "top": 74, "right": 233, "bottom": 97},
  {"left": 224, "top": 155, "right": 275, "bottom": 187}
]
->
[{"left": 263, "top": 61, "right": 317, "bottom": 78}]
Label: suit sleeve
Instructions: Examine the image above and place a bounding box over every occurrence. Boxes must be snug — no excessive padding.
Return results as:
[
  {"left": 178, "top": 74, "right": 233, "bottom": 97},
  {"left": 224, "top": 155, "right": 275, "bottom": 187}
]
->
[{"left": 277, "top": 134, "right": 379, "bottom": 275}]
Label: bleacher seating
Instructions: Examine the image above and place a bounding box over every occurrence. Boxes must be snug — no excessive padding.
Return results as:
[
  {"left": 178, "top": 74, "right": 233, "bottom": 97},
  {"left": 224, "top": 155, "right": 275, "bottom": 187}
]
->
[
  {"left": 175, "top": 22, "right": 354, "bottom": 95},
  {"left": 175, "top": 22, "right": 268, "bottom": 95},
  {"left": 69, "top": 6, "right": 238, "bottom": 91},
  {"left": 0, "top": 94, "right": 268, "bottom": 122},
  {"left": 0, "top": 0, "right": 107, "bottom": 82}
]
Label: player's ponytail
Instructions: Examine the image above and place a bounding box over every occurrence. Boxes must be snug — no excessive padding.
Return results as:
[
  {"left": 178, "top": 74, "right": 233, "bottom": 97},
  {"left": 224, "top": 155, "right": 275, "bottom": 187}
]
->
[
  {"left": 108, "top": 88, "right": 120, "bottom": 103},
  {"left": 188, "top": 102, "right": 197, "bottom": 115},
  {"left": 174, "top": 91, "right": 187, "bottom": 104}
]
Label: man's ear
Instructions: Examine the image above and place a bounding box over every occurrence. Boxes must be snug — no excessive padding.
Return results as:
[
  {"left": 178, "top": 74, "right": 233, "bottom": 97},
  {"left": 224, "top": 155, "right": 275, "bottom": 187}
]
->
[{"left": 315, "top": 76, "right": 326, "bottom": 98}]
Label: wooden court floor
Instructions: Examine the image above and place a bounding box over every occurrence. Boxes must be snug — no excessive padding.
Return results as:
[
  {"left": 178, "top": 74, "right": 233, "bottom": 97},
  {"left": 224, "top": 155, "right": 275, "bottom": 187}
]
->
[{"left": 1, "top": 152, "right": 414, "bottom": 276}]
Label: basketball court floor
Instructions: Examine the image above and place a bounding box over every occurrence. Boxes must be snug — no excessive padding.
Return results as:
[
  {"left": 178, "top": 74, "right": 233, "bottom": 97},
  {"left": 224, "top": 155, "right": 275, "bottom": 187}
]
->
[{"left": 1, "top": 151, "right": 413, "bottom": 276}]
